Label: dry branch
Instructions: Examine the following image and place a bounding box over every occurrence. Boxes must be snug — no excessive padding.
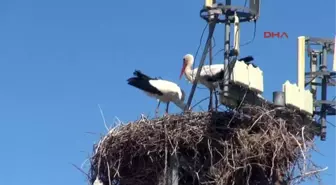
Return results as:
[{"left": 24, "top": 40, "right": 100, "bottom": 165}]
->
[{"left": 89, "top": 105, "right": 323, "bottom": 185}]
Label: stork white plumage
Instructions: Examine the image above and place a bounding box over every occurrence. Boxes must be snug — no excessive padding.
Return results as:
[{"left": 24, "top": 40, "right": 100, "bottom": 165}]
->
[
  {"left": 127, "top": 70, "right": 186, "bottom": 116},
  {"left": 179, "top": 54, "right": 255, "bottom": 111},
  {"left": 179, "top": 54, "right": 224, "bottom": 111}
]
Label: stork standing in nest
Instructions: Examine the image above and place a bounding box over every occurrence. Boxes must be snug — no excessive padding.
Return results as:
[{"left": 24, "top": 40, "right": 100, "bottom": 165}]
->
[
  {"left": 127, "top": 70, "right": 186, "bottom": 116},
  {"left": 179, "top": 54, "right": 254, "bottom": 111}
]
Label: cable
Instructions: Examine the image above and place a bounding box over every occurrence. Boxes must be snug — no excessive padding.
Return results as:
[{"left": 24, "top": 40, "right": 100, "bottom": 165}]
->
[
  {"left": 191, "top": 96, "right": 211, "bottom": 110},
  {"left": 213, "top": 27, "right": 239, "bottom": 58},
  {"left": 240, "top": 20, "right": 257, "bottom": 47},
  {"left": 227, "top": 88, "right": 248, "bottom": 127},
  {"left": 190, "top": 23, "right": 209, "bottom": 90},
  {"left": 190, "top": 22, "right": 218, "bottom": 91},
  {"left": 244, "top": 0, "right": 248, "bottom": 8},
  {"left": 192, "top": 23, "right": 216, "bottom": 71},
  {"left": 212, "top": 36, "right": 216, "bottom": 50},
  {"left": 213, "top": 19, "right": 257, "bottom": 58},
  {"left": 193, "top": 23, "right": 209, "bottom": 68}
]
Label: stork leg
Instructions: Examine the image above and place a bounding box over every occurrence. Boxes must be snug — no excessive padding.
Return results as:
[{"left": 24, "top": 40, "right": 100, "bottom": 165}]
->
[
  {"left": 155, "top": 101, "right": 161, "bottom": 118},
  {"left": 208, "top": 89, "right": 213, "bottom": 112},
  {"left": 214, "top": 91, "right": 218, "bottom": 111},
  {"left": 164, "top": 102, "right": 170, "bottom": 116}
]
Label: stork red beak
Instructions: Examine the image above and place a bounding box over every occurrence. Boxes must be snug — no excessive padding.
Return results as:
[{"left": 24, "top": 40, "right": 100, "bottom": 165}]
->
[{"left": 179, "top": 62, "right": 186, "bottom": 79}]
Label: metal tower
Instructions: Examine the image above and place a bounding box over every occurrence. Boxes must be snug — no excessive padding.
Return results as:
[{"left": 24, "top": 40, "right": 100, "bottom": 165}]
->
[
  {"left": 185, "top": 0, "right": 261, "bottom": 111},
  {"left": 303, "top": 36, "right": 336, "bottom": 141}
]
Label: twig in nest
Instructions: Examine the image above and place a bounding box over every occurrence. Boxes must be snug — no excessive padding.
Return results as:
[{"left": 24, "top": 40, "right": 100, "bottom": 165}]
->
[
  {"left": 81, "top": 158, "right": 90, "bottom": 169},
  {"left": 292, "top": 167, "right": 328, "bottom": 183},
  {"left": 191, "top": 96, "right": 210, "bottom": 110},
  {"left": 98, "top": 104, "right": 109, "bottom": 132},
  {"left": 248, "top": 108, "right": 280, "bottom": 130},
  {"left": 208, "top": 139, "right": 213, "bottom": 166},
  {"left": 301, "top": 126, "right": 307, "bottom": 154},
  {"left": 72, "top": 163, "right": 89, "bottom": 179},
  {"left": 227, "top": 89, "right": 249, "bottom": 127},
  {"left": 107, "top": 161, "right": 112, "bottom": 185},
  {"left": 289, "top": 132, "right": 306, "bottom": 173}
]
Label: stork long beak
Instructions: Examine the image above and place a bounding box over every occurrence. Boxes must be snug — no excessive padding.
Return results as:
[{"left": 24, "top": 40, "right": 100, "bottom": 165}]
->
[{"left": 179, "top": 62, "right": 186, "bottom": 79}]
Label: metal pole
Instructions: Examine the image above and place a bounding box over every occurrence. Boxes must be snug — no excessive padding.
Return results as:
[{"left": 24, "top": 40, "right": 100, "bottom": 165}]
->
[
  {"left": 185, "top": 22, "right": 217, "bottom": 111},
  {"left": 222, "top": 0, "right": 231, "bottom": 98},
  {"left": 208, "top": 23, "right": 214, "bottom": 110},
  {"left": 320, "top": 46, "right": 328, "bottom": 141},
  {"left": 208, "top": 1, "right": 216, "bottom": 110},
  {"left": 310, "top": 52, "right": 317, "bottom": 100}
]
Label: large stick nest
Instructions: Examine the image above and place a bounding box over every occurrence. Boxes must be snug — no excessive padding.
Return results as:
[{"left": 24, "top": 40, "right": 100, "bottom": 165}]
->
[{"left": 89, "top": 105, "right": 324, "bottom": 185}]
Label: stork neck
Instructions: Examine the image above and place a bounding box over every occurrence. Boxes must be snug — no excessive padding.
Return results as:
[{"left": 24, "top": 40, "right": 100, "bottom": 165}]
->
[{"left": 184, "top": 64, "right": 195, "bottom": 83}]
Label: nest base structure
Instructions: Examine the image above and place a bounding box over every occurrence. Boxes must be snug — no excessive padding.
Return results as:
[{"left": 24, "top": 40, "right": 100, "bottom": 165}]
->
[{"left": 89, "top": 105, "right": 321, "bottom": 185}]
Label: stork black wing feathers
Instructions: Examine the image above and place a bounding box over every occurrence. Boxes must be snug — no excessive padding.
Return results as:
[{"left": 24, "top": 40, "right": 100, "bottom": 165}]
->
[
  {"left": 196, "top": 56, "right": 255, "bottom": 83},
  {"left": 238, "top": 56, "right": 257, "bottom": 67},
  {"left": 127, "top": 70, "right": 164, "bottom": 96},
  {"left": 203, "top": 70, "right": 224, "bottom": 82},
  {"left": 238, "top": 56, "right": 254, "bottom": 63},
  {"left": 133, "top": 70, "right": 153, "bottom": 80}
]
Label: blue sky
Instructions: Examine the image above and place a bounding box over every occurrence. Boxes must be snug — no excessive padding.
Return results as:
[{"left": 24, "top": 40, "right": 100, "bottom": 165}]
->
[{"left": 0, "top": 0, "right": 334, "bottom": 185}]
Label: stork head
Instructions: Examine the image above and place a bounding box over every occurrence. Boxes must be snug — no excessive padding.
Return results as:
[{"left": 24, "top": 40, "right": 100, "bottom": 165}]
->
[{"left": 179, "top": 54, "right": 194, "bottom": 79}]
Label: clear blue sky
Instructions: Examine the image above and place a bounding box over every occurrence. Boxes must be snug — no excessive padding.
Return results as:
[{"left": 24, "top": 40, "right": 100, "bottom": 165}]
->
[{"left": 0, "top": 0, "right": 334, "bottom": 185}]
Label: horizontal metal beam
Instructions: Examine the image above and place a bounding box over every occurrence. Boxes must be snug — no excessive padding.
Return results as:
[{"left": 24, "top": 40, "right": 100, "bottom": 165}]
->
[
  {"left": 305, "top": 71, "right": 335, "bottom": 76},
  {"left": 314, "top": 107, "right": 336, "bottom": 116},
  {"left": 200, "top": 5, "right": 259, "bottom": 23},
  {"left": 305, "top": 80, "right": 336, "bottom": 86},
  {"left": 307, "top": 37, "right": 335, "bottom": 45},
  {"left": 329, "top": 78, "right": 336, "bottom": 84},
  {"left": 314, "top": 100, "right": 336, "bottom": 106},
  {"left": 311, "top": 82, "right": 321, "bottom": 86}
]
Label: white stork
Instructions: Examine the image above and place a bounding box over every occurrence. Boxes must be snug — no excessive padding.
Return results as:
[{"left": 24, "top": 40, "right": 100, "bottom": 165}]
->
[
  {"left": 127, "top": 70, "right": 186, "bottom": 116},
  {"left": 179, "top": 54, "right": 254, "bottom": 111}
]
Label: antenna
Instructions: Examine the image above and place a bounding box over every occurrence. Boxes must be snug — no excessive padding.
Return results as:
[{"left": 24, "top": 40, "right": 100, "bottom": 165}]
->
[
  {"left": 185, "top": 0, "right": 261, "bottom": 111},
  {"left": 304, "top": 36, "right": 336, "bottom": 141}
]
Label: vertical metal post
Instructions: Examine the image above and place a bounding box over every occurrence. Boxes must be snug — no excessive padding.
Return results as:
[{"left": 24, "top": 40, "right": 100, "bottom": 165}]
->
[
  {"left": 222, "top": 0, "right": 231, "bottom": 98},
  {"left": 209, "top": 0, "right": 215, "bottom": 67},
  {"left": 209, "top": 27, "right": 213, "bottom": 67},
  {"left": 320, "top": 46, "right": 328, "bottom": 141},
  {"left": 310, "top": 52, "right": 317, "bottom": 99},
  {"left": 208, "top": 0, "right": 216, "bottom": 110},
  {"left": 208, "top": 23, "right": 214, "bottom": 110}
]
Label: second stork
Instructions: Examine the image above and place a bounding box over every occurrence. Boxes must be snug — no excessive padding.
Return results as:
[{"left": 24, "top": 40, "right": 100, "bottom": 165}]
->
[{"left": 179, "top": 54, "right": 254, "bottom": 111}]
